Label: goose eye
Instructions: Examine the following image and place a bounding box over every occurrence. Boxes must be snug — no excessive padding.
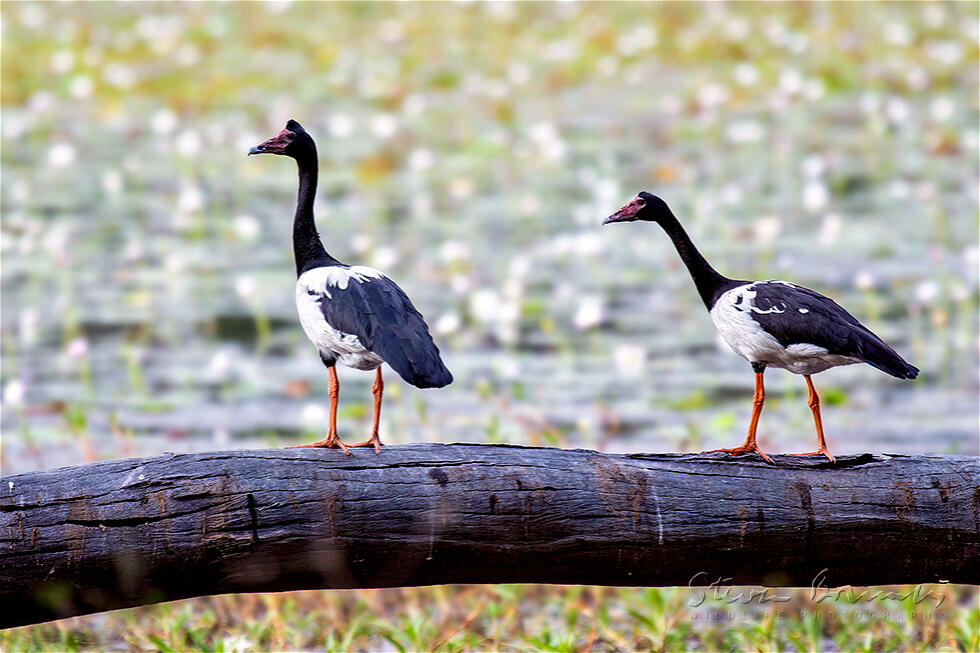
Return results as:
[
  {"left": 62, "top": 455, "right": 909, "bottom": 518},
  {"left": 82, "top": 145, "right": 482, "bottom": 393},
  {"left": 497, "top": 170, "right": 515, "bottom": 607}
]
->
[{"left": 636, "top": 199, "right": 646, "bottom": 206}]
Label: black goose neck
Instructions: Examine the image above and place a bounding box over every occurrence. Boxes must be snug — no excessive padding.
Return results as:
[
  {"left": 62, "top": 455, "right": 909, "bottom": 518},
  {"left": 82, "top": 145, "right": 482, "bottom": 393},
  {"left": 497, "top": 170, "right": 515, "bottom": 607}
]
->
[
  {"left": 292, "top": 151, "right": 333, "bottom": 276},
  {"left": 656, "top": 209, "right": 737, "bottom": 310}
]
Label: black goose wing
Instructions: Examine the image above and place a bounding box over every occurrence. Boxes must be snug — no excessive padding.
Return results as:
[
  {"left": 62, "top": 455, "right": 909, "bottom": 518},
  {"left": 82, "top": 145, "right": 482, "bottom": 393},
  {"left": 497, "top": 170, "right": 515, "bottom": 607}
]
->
[
  {"left": 312, "top": 266, "right": 453, "bottom": 388},
  {"left": 747, "top": 281, "right": 918, "bottom": 379}
]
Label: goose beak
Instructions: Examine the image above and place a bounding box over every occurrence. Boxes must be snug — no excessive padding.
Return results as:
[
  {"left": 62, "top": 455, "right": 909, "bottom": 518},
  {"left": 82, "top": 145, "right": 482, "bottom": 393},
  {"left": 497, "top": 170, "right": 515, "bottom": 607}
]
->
[
  {"left": 603, "top": 196, "right": 644, "bottom": 224},
  {"left": 248, "top": 127, "right": 294, "bottom": 156},
  {"left": 603, "top": 209, "right": 635, "bottom": 224}
]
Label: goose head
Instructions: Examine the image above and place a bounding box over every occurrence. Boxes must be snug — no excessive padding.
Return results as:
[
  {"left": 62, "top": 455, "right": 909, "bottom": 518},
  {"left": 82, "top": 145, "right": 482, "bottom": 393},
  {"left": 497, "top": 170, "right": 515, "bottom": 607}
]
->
[
  {"left": 603, "top": 191, "right": 672, "bottom": 224},
  {"left": 249, "top": 119, "right": 316, "bottom": 159}
]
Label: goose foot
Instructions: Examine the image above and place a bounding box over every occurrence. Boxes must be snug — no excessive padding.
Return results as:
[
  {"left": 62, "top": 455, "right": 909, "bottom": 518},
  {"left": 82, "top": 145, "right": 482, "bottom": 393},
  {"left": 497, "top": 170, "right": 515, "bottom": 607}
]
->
[
  {"left": 289, "top": 434, "right": 352, "bottom": 455},
  {"left": 348, "top": 433, "right": 382, "bottom": 454},
  {"left": 789, "top": 448, "right": 835, "bottom": 463},
  {"left": 706, "top": 444, "right": 774, "bottom": 465}
]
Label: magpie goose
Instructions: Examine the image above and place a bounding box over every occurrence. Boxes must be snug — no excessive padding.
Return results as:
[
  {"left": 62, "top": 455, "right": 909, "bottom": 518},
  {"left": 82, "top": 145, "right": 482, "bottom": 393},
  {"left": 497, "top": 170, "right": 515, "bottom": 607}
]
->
[
  {"left": 249, "top": 120, "right": 452, "bottom": 453},
  {"left": 604, "top": 192, "right": 918, "bottom": 463}
]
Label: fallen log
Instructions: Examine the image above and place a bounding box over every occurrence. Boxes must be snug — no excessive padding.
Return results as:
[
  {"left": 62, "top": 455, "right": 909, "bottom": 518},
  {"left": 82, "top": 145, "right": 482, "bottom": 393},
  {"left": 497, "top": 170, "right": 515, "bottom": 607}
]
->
[{"left": 1, "top": 444, "right": 977, "bottom": 628}]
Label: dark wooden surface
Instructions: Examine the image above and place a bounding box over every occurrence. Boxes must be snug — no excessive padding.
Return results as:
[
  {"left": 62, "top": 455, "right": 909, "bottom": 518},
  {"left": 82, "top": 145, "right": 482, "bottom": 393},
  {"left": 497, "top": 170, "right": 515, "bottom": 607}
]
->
[{"left": 1, "top": 444, "right": 978, "bottom": 628}]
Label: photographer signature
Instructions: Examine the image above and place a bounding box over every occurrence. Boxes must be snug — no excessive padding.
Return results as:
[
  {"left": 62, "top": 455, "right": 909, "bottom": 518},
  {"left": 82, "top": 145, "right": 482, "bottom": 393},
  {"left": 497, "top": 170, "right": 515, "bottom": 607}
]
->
[{"left": 687, "top": 569, "right": 946, "bottom": 608}]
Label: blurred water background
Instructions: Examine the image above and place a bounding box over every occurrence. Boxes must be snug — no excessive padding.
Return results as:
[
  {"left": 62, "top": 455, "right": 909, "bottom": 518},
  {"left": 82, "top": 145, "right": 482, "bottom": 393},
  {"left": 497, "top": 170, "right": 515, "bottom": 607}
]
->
[
  {"left": 2, "top": 2, "right": 977, "bottom": 474},
  {"left": 1, "top": 2, "right": 978, "bottom": 650}
]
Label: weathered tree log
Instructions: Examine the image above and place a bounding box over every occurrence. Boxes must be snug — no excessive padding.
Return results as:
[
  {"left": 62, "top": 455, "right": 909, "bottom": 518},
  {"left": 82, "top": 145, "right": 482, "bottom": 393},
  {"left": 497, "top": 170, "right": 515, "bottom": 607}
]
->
[{"left": 1, "top": 444, "right": 977, "bottom": 628}]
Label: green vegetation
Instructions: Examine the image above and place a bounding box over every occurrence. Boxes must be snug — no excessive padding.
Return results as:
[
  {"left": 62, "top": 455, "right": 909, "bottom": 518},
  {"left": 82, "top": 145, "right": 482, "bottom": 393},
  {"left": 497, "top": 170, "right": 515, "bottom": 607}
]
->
[{"left": 2, "top": 584, "right": 975, "bottom": 652}]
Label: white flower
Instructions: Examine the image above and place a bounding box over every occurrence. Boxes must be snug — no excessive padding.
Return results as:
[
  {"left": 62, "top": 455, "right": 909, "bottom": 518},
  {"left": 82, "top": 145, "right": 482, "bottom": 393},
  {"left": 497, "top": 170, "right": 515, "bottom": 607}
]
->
[
  {"left": 66, "top": 337, "right": 89, "bottom": 359},
  {"left": 409, "top": 148, "right": 434, "bottom": 171},
  {"left": 573, "top": 295, "right": 604, "bottom": 330},
  {"left": 469, "top": 289, "right": 500, "bottom": 324},
  {"left": 883, "top": 22, "right": 911, "bottom": 46},
  {"left": 29, "top": 91, "right": 55, "bottom": 113},
  {"left": 726, "top": 121, "right": 762, "bottom": 144},
  {"left": 176, "top": 44, "right": 200, "bottom": 66},
  {"left": 508, "top": 62, "right": 530, "bottom": 86},
  {"left": 152, "top": 110, "right": 178, "bottom": 135},
  {"left": 350, "top": 234, "right": 372, "bottom": 255},
  {"left": 177, "top": 184, "right": 203, "bottom": 213},
  {"left": 300, "top": 403, "right": 328, "bottom": 425},
  {"left": 802, "top": 182, "right": 829, "bottom": 211},
  {"left": 164, "top": 252, "right": 186, "bottom": 273},
  {"left": 802, "top": 155, "right": 826, "bottom": 178},
  {"left": 2, "top": 114, "right": 26, "bottom": 139},
  {"left": 616, "top": 25, "right": 657, "bottom": 55},
  {"left": 232, "top": 214, "right": 261, "bottom": 241},
  {"left": 48, "top": 143, "right": 76, "bottom": 167},
  {"left": 264, "top": 0, "right": 291, "bottom": 15},
  {"left": 660, "top": 94, "right": 683, "bottom": 114},
  {"left": 402, "top": 94, "right": 426, "bottom": 115},
  {"left": 597, "top": 55, "right": 619, "bottom": 77},
  {"left": 493, "top": 356, "right": 520, "bottom": 380},
  {"left": 370, "top": 246, "right": 398, "bottom": 270},
  {"left": 885, "top": 98, "right": 910, "bottom": 125},
  {"left": 926, "top": 40, "right": 962, "bottom": 66},
  {"left": 378, "top": 19, "right": 404, "bottom": 43},
  {"left": 778, "top": 69, "right": 802, "bottom": 95},
  {"left": 930, "top": 97, "right": 955, "bottom": 123},
  {"left": 721, "top": 184, "right": 742, "bottom": 205},
  {"left": 435, "top": 312, "right": 461, "bottom": 335},
  {"left": 544, "top": 39, "right": 576, "bottom": 62},
  {"left": 103, "top": 63, "right": 137, "bottom": 89},
  {"left": 69, "top": 76, "right": 93, "bottom": 99},
  {"left": 905, "top": 67, "right": 929, "bottom": 92},
  {"left": 328, "top": 114, "right": 355, "bottom": 138},
  {"left": 697, "top": 83, "right": 730, "bottom": 109},
  {"left": 448, "top": 178, "right": 475, "bottom": 200},
  {"left": 723, "top": 18, "right": 749, "bottom": 42},
  {"left": 439, "top": 241, "right": 471, "bottom": 263},
  {"left": 19, "top": 4, "right": 45, "bottom": 29},
  {"left": 219, "top": 632, "right": 254, "bottom": 653},
  {"left": 213, "top": 428, "right": 230, "bottom": 446},
  {"left": 4, "top": 380, "right": 25, "bottom": 406},
  {"left": 371, "top": 114, "right": 398, "bottom": 139},
  {"left": 818, "top": 214, "right": 842, "bottom": 247},
  {"left": 176, "top": 130, "right": 201, "bottom": 156},
  {"left": 206, "top": 348, "right": 234, "bottom": 380},
  {"left": 613, "top": 345, "right": 646, "bottom": 377},
  {"left": 854, "top": 270, "right": 874, "bottom": 290},
  {"left": 234, "top": 275, "right": 258, "bottom": 300},
  {"left": 752, "top": 216, "right": 782, "bottom": 246},
  {"left": 923, "top": 4, "right": 946, "bottom": 28},
  {"left": 803, "top": 78, "right": 825, "bottom": 100},
  {"left": 733, "top": 62, "right": 759, "bottom": 86},
  {"left": 915, "top": 281, "right": 939, "bottom": 303},
  {"left": 19, "top": 308, "right": 38, "bottom": 347},
  {"left": 51, "top": 49, "right": 74, "bottom": 74}
]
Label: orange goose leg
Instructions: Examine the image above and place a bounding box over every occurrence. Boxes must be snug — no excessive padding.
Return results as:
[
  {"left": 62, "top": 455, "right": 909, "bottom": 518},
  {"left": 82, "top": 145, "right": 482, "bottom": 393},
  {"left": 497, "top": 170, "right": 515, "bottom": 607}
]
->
[
  {"left": 789, "top": 375, "right": 835, "bottom": 462},
  {"left": 291, "top": 366, "right": 351, "bottom": 454},
  {"left": 707, "top": 367, "right": 774, "bottom": 464},
  {"left": 349, "top": 368, "right": 384, "bottom": 453}
]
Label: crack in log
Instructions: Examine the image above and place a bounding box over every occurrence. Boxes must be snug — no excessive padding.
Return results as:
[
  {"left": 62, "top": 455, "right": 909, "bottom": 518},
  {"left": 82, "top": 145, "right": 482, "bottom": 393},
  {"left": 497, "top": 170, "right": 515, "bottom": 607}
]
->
[{"left": 246, "top": 494, "right": 259, "bottom": 542}]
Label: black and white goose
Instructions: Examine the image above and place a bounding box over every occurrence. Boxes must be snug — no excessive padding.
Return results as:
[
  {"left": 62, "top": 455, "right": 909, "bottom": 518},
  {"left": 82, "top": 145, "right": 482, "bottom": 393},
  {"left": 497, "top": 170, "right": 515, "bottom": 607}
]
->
[
  {"left": 604, "top": 191, "right": 918, "bottom": 463},
  {"left": 249, "top": 120, "right": 452, "bottom": 453}
]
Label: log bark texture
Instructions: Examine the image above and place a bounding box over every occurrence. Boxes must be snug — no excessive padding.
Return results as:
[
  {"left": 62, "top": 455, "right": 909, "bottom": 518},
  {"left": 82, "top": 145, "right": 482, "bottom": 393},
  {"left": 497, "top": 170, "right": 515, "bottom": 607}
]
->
[{"left": 1, "top": 444, "right": 978, "bottom": 628}]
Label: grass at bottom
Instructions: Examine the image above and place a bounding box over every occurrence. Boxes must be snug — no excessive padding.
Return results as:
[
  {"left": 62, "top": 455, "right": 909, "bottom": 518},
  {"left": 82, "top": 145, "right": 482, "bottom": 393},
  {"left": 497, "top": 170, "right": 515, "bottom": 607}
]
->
[{"left": 2, "top": 584, "right": 976, "bottom": 652}]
